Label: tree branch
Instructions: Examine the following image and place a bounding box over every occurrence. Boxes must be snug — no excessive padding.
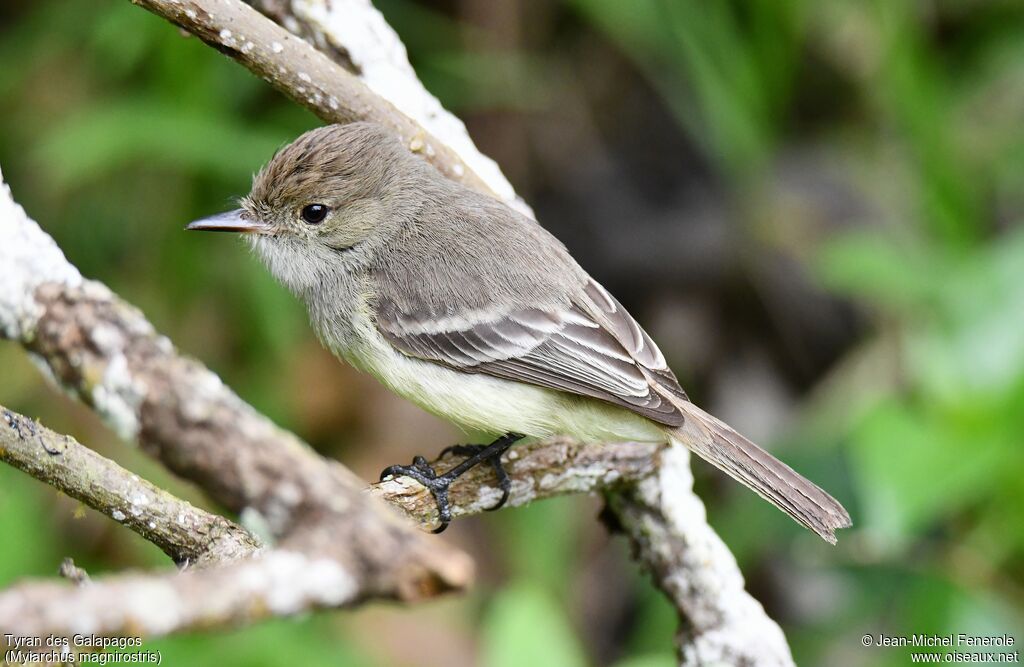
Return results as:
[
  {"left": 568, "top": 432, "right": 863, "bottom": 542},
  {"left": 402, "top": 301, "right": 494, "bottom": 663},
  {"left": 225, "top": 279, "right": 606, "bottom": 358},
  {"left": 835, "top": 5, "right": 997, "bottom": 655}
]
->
[
  {"left": 611, "top": 447, "right": 795, "bottom": 666},
  {"left": 130, "top": 0, "right": 529, "bottom": 212},
  {"left": 371, "top": 437, "right": 662, "bottom": 527},
  {"left": 0, "top": 404, "right": 261, "bottom": 567},
  {"left": 252, "top": 0, "right": 532, "bottom": 216},
  {"left": 0, "top": 550, "right": 363, "bottom": 637},
  {"left": 372, "top": 441, "right": 794, "bottom": 665}
]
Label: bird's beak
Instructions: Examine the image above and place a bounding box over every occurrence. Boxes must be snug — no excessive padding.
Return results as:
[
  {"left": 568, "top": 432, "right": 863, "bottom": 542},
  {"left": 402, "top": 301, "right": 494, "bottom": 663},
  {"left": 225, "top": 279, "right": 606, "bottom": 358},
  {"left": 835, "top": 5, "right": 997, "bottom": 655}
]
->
[{"left": 186, "top": 209, "right": 267, "bottom": 233}]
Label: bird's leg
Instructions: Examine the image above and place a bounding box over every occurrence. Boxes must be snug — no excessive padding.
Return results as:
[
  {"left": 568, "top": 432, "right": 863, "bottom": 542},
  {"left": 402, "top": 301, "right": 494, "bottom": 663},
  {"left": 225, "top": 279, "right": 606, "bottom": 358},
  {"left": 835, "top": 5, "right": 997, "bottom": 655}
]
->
[
  {"left": 439, "top": 442, "right": 515, "bottom": 511},
  {"left": 379, "top": 433, "right": 523, "bottom": 533}
]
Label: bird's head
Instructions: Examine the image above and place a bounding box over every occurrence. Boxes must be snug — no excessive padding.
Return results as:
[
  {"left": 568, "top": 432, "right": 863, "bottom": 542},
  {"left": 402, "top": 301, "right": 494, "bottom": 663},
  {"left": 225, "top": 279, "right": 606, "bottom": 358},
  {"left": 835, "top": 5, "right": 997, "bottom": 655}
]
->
[{"left": 187, "top": 122, "right": 424, "bottom": 294}]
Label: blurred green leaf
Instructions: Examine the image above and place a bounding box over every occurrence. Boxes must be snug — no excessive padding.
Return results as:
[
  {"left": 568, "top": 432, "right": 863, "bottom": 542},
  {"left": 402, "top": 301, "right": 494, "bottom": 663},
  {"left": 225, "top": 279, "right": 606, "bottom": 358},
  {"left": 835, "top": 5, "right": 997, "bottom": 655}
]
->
[
  {"left": 815, "top": 231, "right": 941, "bottom": 311},
  {"left": 149, "top": 616, "right": 379, "bottom": 667},
  {"left": 0, "top": 468, "right": 61, "bottom": 584},
  {"left": 35, "top": 99, "right": 291, "bottom": 188},
  {"left": 848, "top": 400, "right": 1007, "bottom": 544},
  {"left": 500, "top": 498, "right": 579, "bottom": 595},
  {"left": 574, "top": 0, "right": 804, "bottom": 177},
  {"left": 912, "top": 230, "right": 1024, "bottom": 401},
  {"left": 611, "top": 655, "right": 676, "bottom": 667},
  {"left": 482, "top": 582, "right": 588, "bottom": 667}
]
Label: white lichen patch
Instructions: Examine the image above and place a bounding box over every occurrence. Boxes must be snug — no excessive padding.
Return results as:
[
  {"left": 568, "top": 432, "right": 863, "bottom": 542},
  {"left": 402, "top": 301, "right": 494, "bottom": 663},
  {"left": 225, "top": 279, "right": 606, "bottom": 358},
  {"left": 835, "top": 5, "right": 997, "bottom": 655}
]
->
[
  {"left": 239, "top": 551, "right": 357, "bottom": 615},
  {"left": 637, "top": 443, "right": 795, "bottom": 665},
  {"left": 111, "top": 509, "right": 126, "bottom": 522},
  {"left": 271, "top": 41, "right": 284, "bottom": 54},
  {"left": 89, "top": 323, "right": 124, "bottom": 354},
  {"left": 0, "top": 167, "right": 82, "bottom": 339},
  {"left": 297, "top": 72, "right": 312, "bottom": 83},
  {"left": 219, "top": 30, "right": 237, "bottom": 48},
  {"left": 90, "top": 351, "right": 144, "bottom": 440},
  {"left": 119, "top": 581, "right": 184, "bottom": 636},
  {"left": 129, "top": 490, "right": 150, "bottom": 517},
  {"left": 154, "top": 334, "right": 174, "bottom": 354},
  {"left": 473, "top": 485, "right": 504, "bottom": 511},
  {"left": 179, "top": 368, "right": 226, "bottom": 422}
]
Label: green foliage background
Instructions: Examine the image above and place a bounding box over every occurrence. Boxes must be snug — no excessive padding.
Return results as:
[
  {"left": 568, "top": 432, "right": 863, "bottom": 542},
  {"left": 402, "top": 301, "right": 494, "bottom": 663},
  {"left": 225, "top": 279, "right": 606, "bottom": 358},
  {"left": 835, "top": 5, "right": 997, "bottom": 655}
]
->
[{"left": 1, "top": 1, "right": 1022, "bottom": 665}]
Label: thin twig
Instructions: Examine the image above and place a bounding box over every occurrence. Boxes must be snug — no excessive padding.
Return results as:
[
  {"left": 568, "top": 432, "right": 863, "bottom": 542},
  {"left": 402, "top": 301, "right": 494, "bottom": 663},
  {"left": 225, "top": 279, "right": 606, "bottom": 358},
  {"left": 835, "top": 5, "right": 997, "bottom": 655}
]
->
[
  {"left": 58, "top": 558, "right": 90, "bottom": 586},
  {"left": 252, "top": 0, "right": 531, "bottom": 216},
  {"left": 0, "top": 404, "right": 261, "bottom": 567},
  {"left": 0, "top": 550, "right": 362, "bottom": 637},
  {"left": 130, "top": 0, "right": 496, "bottom": 198}
]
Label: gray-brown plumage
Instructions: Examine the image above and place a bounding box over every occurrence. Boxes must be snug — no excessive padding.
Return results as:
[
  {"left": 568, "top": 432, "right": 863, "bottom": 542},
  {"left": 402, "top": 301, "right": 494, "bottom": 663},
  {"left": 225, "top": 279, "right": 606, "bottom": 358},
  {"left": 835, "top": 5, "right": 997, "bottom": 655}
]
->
[{"left": 188, "top": 122, "right": 852, "bottom": 542}]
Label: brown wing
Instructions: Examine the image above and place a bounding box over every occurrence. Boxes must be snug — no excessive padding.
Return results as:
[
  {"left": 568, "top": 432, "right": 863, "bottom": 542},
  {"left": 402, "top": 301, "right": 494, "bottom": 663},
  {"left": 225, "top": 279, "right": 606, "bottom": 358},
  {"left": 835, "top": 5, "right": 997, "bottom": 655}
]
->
[{"left": 374, "top": 278, "right": 688, "bottom": 427}]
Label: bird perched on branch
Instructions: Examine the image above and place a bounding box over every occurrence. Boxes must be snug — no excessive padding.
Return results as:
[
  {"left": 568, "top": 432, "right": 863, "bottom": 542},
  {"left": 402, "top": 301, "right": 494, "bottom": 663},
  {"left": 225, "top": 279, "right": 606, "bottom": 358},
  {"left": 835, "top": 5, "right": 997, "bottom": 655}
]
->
[{"left": 188, "top": 122, "right": 851, "bottom": 541}]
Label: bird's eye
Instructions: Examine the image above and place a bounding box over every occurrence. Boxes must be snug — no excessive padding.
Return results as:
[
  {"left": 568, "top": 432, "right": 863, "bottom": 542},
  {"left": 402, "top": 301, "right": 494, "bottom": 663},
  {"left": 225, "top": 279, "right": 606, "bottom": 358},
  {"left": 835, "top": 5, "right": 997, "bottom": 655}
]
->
[{"left": 300, "top": 204, "right": 329, "bottom": 224}]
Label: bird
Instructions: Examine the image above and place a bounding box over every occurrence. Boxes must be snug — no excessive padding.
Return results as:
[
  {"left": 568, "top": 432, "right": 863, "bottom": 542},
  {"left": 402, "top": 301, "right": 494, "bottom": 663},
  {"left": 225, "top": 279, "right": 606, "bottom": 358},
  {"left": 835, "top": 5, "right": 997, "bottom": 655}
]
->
[{"left": 187, "top": 122, "right": 852, "bottom": 542}]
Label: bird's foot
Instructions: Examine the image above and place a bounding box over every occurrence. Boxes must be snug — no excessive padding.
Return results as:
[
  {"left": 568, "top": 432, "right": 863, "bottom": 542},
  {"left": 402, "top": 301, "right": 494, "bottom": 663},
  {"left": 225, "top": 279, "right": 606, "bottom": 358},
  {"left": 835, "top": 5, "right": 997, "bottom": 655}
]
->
[
  {"left": 379, "top": 433, "right": 522, "bottom": 533},
  {"left": 439, "top": 444, "right": 511, "bottom": 512},
  {"left": 380, "top": 455, "right": 457, "bottom": 533}
]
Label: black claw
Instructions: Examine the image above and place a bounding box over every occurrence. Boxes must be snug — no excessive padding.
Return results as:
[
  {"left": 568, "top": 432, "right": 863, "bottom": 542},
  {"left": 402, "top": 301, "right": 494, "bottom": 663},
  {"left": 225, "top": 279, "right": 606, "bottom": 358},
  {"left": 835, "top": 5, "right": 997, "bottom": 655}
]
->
[
  {"left": 439, "top": 444, "right": 481, "bottom": 459},
  {"left": 438, "top": 444, "right": 461, "bottom": 459},
  {"left": 378, "top": 457, "right": 455, "bottom": 532},
  {"left": 482, "top": 454, "right": 511, "bottom": 512},
  {"left": 431, "top": 485, "right": 453, "bottom": 533},
  {"left": 379, "top": 465, "right": 402, "bottom": 482}
]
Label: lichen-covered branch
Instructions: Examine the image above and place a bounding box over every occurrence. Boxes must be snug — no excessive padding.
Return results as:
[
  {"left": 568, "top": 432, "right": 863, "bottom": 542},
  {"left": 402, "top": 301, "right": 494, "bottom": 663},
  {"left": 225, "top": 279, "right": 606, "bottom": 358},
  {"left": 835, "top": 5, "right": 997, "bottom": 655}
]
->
[
  {"left": 0, "top": 404, "right": 261, "bottom": 567},
  {"left": 610, "top": 447, "right": 795, "bottom": 666},
  {"left": 129, "top": 0, "right": 506, "bottom": 204},
  {"left": 371, "top": 437, "right": 662, "bottom": 528},
  {"left": 253, "top": 0, "right": 531, "bottom": 216},
  {"left": 0, "top": 550, "right": 361, "bottom": 638},
  {"left": 373, "top": 440, "right": 794, "bottom": 665}
]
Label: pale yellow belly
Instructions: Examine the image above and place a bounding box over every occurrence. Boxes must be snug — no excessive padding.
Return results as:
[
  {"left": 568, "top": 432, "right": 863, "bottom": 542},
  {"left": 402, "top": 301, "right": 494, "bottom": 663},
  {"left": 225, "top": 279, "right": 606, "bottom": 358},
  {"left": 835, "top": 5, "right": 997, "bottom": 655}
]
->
[{"left": 339, "top": 316, "right": 667, "bottom": 444}]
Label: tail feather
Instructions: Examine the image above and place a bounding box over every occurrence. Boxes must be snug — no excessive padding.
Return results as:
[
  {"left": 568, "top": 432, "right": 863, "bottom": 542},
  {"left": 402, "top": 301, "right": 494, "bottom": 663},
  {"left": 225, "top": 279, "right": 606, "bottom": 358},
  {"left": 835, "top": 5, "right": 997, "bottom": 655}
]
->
[{"left": 670, "top": 401, "right": 851, "bottom": 544}]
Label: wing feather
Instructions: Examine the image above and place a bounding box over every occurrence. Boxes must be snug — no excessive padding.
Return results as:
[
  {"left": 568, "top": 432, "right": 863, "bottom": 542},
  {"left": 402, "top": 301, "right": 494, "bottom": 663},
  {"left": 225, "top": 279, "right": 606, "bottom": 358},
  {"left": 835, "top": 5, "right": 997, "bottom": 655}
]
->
[{"left": 375, "top": 278, "right": 689, "bottom": 426}]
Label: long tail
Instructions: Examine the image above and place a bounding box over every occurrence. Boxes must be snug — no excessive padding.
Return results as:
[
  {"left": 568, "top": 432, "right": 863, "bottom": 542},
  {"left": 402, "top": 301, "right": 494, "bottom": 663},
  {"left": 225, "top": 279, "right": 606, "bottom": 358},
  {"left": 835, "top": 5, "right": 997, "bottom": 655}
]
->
[{"left": 668, "top": 401, "right": 851, "bottom": 544}]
